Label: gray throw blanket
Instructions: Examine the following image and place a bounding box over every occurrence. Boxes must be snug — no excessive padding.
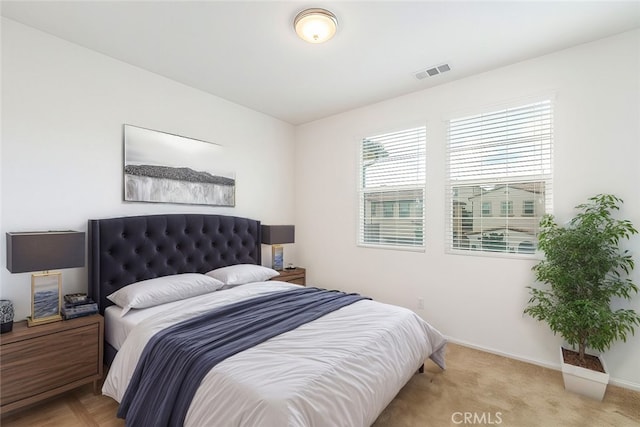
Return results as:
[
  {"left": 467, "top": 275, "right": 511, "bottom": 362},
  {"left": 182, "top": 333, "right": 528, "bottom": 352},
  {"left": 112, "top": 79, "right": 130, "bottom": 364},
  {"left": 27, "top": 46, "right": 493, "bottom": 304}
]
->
[{"left": 118, "top": 287, "right": 370, "bottom": 427}]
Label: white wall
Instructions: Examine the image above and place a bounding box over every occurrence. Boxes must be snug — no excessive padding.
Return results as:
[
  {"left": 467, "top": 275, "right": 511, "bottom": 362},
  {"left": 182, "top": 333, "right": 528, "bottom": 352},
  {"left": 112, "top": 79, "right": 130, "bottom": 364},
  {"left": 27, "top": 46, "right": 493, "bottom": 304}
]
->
[
  {"left": 1, "top": 19, "right": 297, "bottom": 319},
  {"left": 295, "top": 30, "right": 640, "bottom": 389}
]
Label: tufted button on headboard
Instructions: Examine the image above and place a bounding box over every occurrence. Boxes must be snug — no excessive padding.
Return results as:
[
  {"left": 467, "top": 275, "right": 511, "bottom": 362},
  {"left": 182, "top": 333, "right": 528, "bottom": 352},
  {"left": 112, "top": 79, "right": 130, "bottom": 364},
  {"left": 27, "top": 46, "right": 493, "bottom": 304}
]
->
[{"left": 88, "top": 214, "right": 261, "bottom": 314}]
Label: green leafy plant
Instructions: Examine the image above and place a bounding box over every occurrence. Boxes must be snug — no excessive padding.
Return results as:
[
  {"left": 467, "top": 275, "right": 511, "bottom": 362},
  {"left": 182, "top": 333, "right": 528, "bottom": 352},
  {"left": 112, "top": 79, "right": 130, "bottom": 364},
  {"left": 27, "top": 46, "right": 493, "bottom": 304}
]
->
[{"left": 524, "top": 194, "right": 640, "bottom": 367}]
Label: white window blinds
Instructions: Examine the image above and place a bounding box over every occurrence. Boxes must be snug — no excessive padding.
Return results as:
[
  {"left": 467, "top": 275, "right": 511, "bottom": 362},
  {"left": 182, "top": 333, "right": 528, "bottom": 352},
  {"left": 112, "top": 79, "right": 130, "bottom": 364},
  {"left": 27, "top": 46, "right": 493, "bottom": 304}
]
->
[
  {"left": 359, "top": 126, "right": 426, "bottom": 249},
  {"left": 446, "top": 100, "right": 553, "bottom": 255}
]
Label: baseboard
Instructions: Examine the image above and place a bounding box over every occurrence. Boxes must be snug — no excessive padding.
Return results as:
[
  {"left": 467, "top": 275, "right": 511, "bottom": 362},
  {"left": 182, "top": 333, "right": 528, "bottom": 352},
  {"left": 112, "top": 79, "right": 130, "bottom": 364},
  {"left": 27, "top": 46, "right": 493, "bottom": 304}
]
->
[
  {"left": 609, "top": 377, "right": 640, "bottom": 392},
  {"left": 445, "top": 336, "right": 640, "bottom": 392}
]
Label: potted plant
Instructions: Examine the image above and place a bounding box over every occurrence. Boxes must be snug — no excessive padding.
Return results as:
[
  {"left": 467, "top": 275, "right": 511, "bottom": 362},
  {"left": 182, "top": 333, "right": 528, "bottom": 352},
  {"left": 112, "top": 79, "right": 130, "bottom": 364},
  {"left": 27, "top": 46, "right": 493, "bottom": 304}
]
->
[{"left": 524, "top": 194, "right": 640, "bottom": 400}]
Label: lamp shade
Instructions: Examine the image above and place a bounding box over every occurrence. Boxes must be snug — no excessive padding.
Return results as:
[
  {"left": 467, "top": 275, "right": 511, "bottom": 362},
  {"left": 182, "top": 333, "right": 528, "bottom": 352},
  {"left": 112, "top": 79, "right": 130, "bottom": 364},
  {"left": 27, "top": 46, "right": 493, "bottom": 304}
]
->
[
  {"left": 261, "top": 225, "right": 295, "bottom": 245},
  {"left": 6, "top": 231, "right": 85, "bottom": 273}
]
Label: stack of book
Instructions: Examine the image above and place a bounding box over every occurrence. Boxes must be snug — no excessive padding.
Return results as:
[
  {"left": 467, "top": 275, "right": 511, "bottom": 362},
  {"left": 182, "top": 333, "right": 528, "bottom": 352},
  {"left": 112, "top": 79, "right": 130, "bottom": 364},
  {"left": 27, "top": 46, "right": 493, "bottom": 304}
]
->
[{"left": 62, "top": 293, "right": 98, "bottom": 320}]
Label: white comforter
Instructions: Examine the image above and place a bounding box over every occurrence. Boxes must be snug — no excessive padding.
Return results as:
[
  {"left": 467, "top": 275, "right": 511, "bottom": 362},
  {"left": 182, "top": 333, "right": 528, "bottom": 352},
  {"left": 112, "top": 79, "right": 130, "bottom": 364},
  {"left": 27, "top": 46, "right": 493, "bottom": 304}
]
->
[{"left": 103, "top": 282, "right": 446, "bottom": 427}]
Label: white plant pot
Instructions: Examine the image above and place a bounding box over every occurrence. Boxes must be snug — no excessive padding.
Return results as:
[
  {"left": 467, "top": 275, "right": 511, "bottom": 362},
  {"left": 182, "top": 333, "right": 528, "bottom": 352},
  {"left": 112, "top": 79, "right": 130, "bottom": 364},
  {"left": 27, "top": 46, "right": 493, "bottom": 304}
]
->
[{"left": 560, "top": 347, "right": 609, "bottom": 401}]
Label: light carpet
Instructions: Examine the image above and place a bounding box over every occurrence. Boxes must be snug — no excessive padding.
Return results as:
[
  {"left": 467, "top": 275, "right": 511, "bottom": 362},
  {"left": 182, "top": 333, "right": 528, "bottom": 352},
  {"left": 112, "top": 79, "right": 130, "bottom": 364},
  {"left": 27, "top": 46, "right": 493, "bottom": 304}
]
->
[{"left": 373, "top": 343, "right": 640, "bottom": 427}]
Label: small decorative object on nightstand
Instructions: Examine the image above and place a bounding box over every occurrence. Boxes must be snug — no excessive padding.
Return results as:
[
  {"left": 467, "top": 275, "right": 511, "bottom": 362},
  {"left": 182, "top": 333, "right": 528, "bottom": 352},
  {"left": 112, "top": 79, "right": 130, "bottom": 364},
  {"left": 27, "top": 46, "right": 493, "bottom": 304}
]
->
[
  {"left": 0, "top": 300, "right": 14, "bottom": 333},
  {"left": 269, "top": 267, "right": 306, "bottom": 286}
]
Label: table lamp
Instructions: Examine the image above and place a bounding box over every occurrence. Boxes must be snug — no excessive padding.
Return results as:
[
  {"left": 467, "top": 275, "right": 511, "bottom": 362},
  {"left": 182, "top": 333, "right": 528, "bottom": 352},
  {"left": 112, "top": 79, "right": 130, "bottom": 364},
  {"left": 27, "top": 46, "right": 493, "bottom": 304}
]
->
[
  {"left": 6, "top": 231, "right": 85, "bottom": 326},
  {"left": 261, "top": 225, "right": 295, "bottom": 271}
]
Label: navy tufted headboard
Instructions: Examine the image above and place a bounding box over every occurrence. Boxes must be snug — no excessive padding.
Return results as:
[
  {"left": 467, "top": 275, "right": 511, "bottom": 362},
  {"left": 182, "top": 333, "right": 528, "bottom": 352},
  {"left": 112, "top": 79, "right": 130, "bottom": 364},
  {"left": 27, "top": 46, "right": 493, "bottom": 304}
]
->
[{"left": 88, "top": 214, "right": 261, "bottom": 315}]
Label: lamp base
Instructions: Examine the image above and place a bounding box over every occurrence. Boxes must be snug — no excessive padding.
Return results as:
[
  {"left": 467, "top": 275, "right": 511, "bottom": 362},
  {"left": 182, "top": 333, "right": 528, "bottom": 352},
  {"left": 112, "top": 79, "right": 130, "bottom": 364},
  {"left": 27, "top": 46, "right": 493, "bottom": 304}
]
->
[
  {"left": 27, "top": 314, "right": 62, "bottom": 327},
  {"left": 272, "top": 244, "right": 284, "bottom": 271}
]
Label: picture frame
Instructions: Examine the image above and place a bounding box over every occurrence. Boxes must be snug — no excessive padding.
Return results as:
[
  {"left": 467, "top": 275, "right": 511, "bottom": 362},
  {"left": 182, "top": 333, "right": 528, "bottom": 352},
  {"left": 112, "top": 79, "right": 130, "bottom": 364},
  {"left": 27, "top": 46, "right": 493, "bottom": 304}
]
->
[
  {"left": 123, "top": 124, "right": 235, "bottom": 207},
  {"left": 29, "top": 272, "right": 62, "bottom": 326}
]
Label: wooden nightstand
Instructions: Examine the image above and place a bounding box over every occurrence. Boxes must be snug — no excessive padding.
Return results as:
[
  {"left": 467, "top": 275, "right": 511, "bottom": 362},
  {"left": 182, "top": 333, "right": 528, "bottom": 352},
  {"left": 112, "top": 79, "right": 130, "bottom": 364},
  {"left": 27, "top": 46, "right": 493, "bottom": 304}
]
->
[
  {"left": 0, "top": 314, "right": 104, "bottom": 415},
  {"left": 270, "top": 267, "right": 306, "bottom": 286}
]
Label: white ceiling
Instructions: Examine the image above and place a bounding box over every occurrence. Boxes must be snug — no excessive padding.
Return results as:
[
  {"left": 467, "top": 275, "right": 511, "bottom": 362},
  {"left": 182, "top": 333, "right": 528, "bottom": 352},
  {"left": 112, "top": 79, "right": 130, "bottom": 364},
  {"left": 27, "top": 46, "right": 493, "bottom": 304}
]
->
[{"left": 2, "top": 1, "right": 639, "bottom": 125}]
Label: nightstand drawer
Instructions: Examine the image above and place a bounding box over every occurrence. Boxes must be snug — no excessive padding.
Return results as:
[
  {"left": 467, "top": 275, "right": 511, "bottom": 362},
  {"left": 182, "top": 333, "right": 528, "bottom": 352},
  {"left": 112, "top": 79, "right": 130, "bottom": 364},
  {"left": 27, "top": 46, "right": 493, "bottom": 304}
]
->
[
  {"left": 0, "top": 314, "right": 103, "bottom": 414},
  {"left": 287, "top": 277, "right": 305, "bottom": 285},
  {"left": 1, "top": 324, "right": 99, "bottom": 406},
  {"left": 269, "top": 267, "right": 306, "bottom": 286}
]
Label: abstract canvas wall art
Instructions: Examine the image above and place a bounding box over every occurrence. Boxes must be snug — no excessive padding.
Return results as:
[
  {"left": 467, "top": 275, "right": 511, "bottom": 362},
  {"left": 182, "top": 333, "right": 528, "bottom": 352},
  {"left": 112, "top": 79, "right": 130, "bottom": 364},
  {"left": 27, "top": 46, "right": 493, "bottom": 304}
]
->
[{"left": 124, "top": 125, "right": 235, "bottom": 206}]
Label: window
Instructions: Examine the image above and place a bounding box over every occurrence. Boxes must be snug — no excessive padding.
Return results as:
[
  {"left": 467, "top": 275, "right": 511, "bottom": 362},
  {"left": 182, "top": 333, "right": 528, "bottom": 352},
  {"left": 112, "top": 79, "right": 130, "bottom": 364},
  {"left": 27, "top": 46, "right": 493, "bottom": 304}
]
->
[
  {"left": 359, "top": 126, "right": 426, "bottom": 249},
  {"left": 399, "top": 200, "right": 412, "bottom": 218},
  {"left": 446, "top": 100, "right": 553, "bottom": 255},
  {"left": 383, "top": 201, "right": 394, "bottom": 217},
  {"left": 371, "top": 201, "right": 381, "bottom": 217},
  {"left": 500, "top": 201, "right": 513, "bottom": 216},
  {"left": 523, "top": 200, "right": 535, "bottom": 216},
  {"left": 481, "top": 202, "right": 492, "bottom": 216}
]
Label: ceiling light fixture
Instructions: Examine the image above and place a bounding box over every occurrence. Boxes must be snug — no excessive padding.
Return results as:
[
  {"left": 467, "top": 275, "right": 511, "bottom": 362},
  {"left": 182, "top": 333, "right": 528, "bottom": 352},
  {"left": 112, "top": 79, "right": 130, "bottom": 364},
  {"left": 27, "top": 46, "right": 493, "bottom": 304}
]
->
[{"left": 294, "top": 8, "right": 338, "bottom": 44}]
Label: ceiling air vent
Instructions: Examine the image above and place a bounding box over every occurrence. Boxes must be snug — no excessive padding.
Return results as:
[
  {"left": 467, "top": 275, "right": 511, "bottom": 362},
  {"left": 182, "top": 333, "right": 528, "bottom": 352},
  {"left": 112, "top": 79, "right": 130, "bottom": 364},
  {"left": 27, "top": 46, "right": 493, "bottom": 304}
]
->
[
  {"left": 426, "top": 67, "right": 439, "bottom": 77},
  {"left": 415, "top": 63, "right": 451, "bottom": 80}
]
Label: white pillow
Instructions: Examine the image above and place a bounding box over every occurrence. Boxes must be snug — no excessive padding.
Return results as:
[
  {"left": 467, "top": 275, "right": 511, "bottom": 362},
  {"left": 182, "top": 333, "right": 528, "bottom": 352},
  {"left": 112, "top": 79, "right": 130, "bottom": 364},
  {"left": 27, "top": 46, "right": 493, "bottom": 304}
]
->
[
  {"left": 205, "top": 264, "right": 279, "bottom": 286},
  {"left": 107, "top": 273, "right": 225, "bottom": 316}
]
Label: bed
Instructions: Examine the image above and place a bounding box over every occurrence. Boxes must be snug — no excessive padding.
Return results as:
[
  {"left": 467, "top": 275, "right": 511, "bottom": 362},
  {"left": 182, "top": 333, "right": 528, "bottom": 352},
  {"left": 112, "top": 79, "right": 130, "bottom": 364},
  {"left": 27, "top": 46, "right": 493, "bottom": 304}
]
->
[{"left": 88, "top": 213, "right": 446, "bottom": 426}]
